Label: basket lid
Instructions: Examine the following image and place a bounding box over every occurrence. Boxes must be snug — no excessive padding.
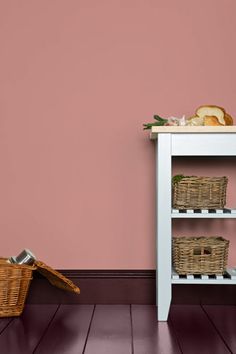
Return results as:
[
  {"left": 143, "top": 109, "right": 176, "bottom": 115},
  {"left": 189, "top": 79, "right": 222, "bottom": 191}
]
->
[{"left": 35, "top": 261, "right": 80, "bottom": 294}]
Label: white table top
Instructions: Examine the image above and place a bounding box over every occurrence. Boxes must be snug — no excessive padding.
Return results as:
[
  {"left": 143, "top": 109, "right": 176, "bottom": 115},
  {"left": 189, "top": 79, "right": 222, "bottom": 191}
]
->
[{"left": 150, "top": 126, "right": 236, "bottom": 139}]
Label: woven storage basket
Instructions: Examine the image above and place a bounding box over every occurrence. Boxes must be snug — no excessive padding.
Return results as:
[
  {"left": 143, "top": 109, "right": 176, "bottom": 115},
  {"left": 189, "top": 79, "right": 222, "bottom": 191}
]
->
[
  {"left": 173, "top": 237, "right": 229, "bottom": 275},
  {"left": 172, "top": 176, "right": 228, "bottom": 209},
  {"left": 34, "top": 261, "right": 80, "bottom": 294},
  {"left": 0, "top": 259, "right": 80, "bottom": 318},
  {"left": 0, "top": 259, "right": 36, "bottom": 317}
]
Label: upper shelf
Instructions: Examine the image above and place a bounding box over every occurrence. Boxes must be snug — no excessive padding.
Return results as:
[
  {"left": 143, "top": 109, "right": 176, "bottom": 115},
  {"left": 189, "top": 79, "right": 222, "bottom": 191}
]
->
[{"left": 150, "top": 126, "right": 236, "bottom": 140}]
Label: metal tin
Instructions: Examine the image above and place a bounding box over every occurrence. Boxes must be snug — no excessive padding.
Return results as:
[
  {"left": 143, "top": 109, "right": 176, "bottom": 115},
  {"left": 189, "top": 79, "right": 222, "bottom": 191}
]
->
[{"left": 9, "top": 249, "right": 36, "bottom": 265}]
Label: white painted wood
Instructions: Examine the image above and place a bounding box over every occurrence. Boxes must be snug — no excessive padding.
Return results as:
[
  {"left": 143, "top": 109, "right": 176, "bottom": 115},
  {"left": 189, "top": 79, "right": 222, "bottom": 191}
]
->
[
  {"left": 201, "top": 275, "right": 209, "bottom": 280},
  {"left": 226, "top": 268, "right": 236, "bottom": 280},
  {"left": 187, "top": 274, "right": 194, "bottom": 279},
  {"left": 172, "top": 269, "right": 179, "bottom": 280},
  {"left": 153, "top": 131, "right": 236, "bottom": 321},
  {"left": 150, "top": 126, "right": 236, "bottom": 139},
  {"left": 172, "top": 278, "right": 236, "bottom": 284},
  {"left": 171, "top": 134, "right": 236, "bottom": 156},
  {"left": 186, "top": 209, "right": 194, "bottom": 214},
  {"left": 156, "top": 134, "right": 172, "bottom": 321},
  {"left": 151, "top": 126, "right": 236, "bottom": 136},
  {"left": 201, "top": 209, "right": 209, "bottom": 214},
  {"left": 172, "top": 211, "right": 236, "bottom": 218},
  {"left": 172, "top": 269, "right": 236, "bottom": 284}
]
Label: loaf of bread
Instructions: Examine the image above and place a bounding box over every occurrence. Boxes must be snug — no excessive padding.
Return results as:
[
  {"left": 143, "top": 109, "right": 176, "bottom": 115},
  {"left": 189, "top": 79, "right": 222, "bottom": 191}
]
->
[
  {"left": 196, "top": 105, "right": 225, "bottom": 124},
  {"left": 187, "top": 105, "right": 234, "bottom": 126}
]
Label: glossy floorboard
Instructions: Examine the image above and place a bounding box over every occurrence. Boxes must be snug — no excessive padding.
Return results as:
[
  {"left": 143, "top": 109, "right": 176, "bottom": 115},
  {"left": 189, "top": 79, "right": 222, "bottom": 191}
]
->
[{"left": 0, "top": 304, "right": 235, "bottom": 353}]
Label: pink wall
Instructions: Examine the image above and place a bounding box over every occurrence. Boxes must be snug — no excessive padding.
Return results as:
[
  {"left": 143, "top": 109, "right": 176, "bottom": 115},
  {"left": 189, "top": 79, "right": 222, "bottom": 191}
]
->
[{"left": 0, "top": 1, "right": 236, "bottom": 269}]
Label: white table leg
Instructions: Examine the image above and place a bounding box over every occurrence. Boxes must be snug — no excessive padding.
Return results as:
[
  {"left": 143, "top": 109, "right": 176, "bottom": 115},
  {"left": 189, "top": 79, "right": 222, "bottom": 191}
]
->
[{"left": 156, "top": 133, "right": 172, "bottom": 321}]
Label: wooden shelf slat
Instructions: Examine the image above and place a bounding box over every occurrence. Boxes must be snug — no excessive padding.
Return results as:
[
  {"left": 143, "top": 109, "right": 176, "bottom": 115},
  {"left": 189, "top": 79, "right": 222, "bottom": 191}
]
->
[
  {"left": 171, "top": 268, "right": 236, "bottom": 284},
  {"left": 171, "top": 208, "right": 236, "bottom": 218}
]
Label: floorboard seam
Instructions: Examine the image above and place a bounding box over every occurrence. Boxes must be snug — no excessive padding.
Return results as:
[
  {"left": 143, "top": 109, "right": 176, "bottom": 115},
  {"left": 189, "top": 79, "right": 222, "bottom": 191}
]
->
[
  {"left": 82, "top": 304, "right": 96, "bottom": 354},
  {"left": 169, "top": 313, "right": 184, "bottom": 354},
  {"left": 32, "top": 304, "right": 61, "bottom": 354},
  {"left": 130, "top": 305, "right": 134, "bottom": 354},
  {"left": 0, "top": 318, "right": 15, "bottom": 336},
  {"left": 200, "top": 305, "right": 233, "bottom": 354}
]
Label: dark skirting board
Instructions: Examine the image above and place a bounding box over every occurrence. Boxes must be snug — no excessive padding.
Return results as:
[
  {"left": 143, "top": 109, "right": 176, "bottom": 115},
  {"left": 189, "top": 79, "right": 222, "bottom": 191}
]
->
[{"left": 26, "top": 270, "right": 236, "bottom": 305}]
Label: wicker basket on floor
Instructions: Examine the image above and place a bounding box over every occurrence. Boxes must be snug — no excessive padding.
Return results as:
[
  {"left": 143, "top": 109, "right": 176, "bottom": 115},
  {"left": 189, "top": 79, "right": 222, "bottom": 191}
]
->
[
  {"left": 0, "top": 258, "right": 80, "bottom": 318},
  {"left": 172, "top": 176, "right": 228, "bottom": 209},
  {"left": 0, "top": 259, "right": 36, "bottom": 317},
  {"left": 172, "top": 237, "right": 229, "bottom": 275}
]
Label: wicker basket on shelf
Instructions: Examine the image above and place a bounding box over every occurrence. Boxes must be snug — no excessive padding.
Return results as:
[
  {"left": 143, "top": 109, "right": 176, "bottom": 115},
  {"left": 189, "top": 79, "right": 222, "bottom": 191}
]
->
[
  {"left": 0, "top": 259, "right": 36, "bottom": 317},
  {"left": 172, "top": 176, "right": 228, "bottom": 209},
  {"left": 172, "top": 237, "right": 229, "bottom": 275}
]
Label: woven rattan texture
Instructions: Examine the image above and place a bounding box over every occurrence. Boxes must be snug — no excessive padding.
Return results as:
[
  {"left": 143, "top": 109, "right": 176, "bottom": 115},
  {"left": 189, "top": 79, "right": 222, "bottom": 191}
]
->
[
  {"left": 173, "top": 237, "right": 229, "bottom": 275},
  {"left": 172, "top": 176, "right": 228, "bottom": 209},
  {"left": 0, "top": 259, "right": 36, "bottom": 317},
  {"left": 35, "top": 261, "right": 80, "bottom": 294}
]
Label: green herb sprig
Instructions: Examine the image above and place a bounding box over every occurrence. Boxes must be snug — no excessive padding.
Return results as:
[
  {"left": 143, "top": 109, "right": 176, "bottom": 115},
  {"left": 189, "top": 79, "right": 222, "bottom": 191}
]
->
[
  {"left": 172, "top": 175, "right": 195, "bottom": 185},
  {"left": 172, "top": 175, "right": 185, "bottom": 185},
  {"left": 143, "top": 115, "right": 168, "bottom": 130}
]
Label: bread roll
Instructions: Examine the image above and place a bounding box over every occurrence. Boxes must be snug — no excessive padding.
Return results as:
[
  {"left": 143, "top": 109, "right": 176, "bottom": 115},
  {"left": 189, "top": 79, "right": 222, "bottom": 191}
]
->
[
  {"left": 203, "top": 116, "right": 224, "bottom": 126},
  {"left": 224, "top": 112, "right": 234, "bottom": 125}
]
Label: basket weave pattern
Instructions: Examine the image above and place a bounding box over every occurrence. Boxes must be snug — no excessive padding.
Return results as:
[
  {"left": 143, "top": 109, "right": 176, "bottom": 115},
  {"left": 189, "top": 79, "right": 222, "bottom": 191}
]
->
[
  {"left": 35, "top": 261, "right": 80, "bottom": 294},
  {"left": 172, "top": 176, "right": 228, "bottom": 209},
  {"left": 173, "top": 237, "right": 229, "bottom": 275},
  {"left": 0, "top": 259, "right": 36, "bottom": 317}
]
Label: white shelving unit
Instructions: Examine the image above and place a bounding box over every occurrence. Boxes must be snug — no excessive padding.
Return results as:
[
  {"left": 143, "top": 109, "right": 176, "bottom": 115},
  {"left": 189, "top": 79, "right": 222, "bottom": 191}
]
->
[
  {"left": 151, "top": 126, "right": 236, "bottom": 321},
  {"left": 172, "top": 208, "right": 236, "bottom": 218}
]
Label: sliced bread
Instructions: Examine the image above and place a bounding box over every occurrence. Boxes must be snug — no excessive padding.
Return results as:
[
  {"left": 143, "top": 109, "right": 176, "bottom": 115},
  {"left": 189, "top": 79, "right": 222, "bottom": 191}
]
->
[{"left": 196, "top": 105, "right": 225, "bottom": 125}]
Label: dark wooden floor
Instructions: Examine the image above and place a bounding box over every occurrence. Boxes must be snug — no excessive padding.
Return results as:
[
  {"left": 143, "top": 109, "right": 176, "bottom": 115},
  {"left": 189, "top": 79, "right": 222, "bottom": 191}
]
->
[{"left": 0, "top": 304, "right": 235, "bottom": 353}]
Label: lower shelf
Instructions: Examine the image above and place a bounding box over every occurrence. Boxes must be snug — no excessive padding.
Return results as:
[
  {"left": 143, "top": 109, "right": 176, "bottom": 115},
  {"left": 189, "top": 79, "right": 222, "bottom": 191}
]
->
[
  {"left": 172, "top": 268, "right": 236, "bottom": 284},
  {"left": 172, "top": 208, "right": 236, "bottom": 218}
]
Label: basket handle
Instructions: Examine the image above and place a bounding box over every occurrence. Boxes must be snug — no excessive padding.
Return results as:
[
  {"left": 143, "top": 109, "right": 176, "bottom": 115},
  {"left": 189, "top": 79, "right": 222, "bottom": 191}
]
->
[{"left": 193, "top": 246, "right": 212, "bottom": 256}]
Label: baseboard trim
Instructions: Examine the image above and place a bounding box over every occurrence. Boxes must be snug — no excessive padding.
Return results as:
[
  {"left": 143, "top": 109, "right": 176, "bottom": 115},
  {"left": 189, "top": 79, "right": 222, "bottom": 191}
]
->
[
  {"left": 56, "top": 270, "right": 155, "bottom": 278},
  {"left": 26, "top": 270, "right": 236, "bottom": 305}
]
